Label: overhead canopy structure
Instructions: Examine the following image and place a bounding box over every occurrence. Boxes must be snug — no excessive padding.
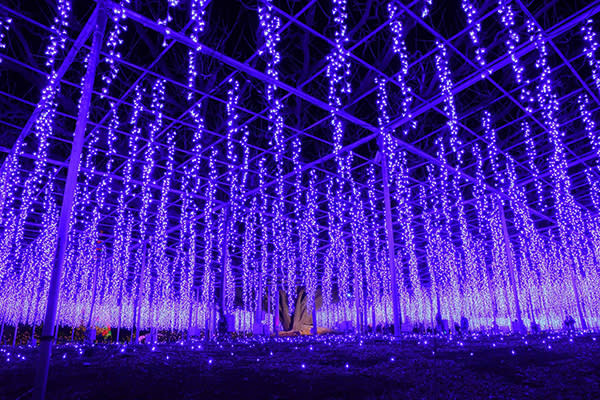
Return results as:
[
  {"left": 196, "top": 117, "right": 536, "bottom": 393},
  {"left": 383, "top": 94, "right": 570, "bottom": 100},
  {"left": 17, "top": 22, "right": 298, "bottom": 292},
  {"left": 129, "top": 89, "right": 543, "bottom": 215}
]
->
[{"left": 1, "top": 0, "right": 600, "bottom": 352}]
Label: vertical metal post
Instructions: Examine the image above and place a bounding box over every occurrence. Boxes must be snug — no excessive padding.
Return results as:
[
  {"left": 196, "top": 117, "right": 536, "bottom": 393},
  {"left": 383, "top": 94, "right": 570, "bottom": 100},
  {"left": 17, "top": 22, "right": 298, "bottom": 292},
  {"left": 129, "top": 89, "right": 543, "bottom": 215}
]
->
[
  {"left": 371, "top": 300, "right": 376, "bottom": 332},
  {"left": 311, "top": 301, "right": 318, "bottom": 335},
  {"left": 53, "top": 296, "right": 62, "bottom": 343},
  {"left": 380, "top": 148, "right": 401, "bottom": 336},
  {"left": 255, "top": 262, "right": 263, "bottom": 333},
  {"left": 273, "top": 287, "right": 280, "bottom": 335},
  {"left": 498, "top": 199, "right": 523, "bottom": 329},
  {"left": 130, "top": 293, "right": 137, "bottom": 344},
  {"left": 33, "top": 5, "right": 107, "bottom": 399},
  {"left": 355, "top": 289, "right": 361, "bottom": 334},
  {"left": 267, "top": 283, "right": 272, "bottom": 332},
  {"left": 211, "top": 302, "right": 216, "bottom": 337}
]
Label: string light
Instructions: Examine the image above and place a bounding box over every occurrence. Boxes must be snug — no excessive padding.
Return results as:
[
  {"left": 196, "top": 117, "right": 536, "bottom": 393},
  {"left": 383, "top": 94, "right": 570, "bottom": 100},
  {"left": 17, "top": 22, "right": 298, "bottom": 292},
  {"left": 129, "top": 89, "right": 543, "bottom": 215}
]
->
[
  {"left": 391, "top": 150, "right": 420, "bottom": 312},
  {"left": 521, "top": 121, "right": 545, "bottom": 210},
  {"left": 45, "top": 0, "right": 71, "bottom": 69},
  {"left": 5, "top": 0, "right": 72, "bottom": 263},
  {"left": 497, "top": 0, "right": 523, "bottom": 85},
  {"left": 187, "top": 0, "right": 210, "bottom": 100},
  {"left": 110, "top": 87, "right": 142, "bottom": 333},
  {"left": 0, "top": 16, "right": 12, "bottom": 63},
  {"left": 481, "top": 111, "right": 501, "bottom": 185},
  {"left": 578, "top": 94, "right": 600, "bottom": 162},
  {"left": 422, "top": 169, "right": 442, "bottom": 320},
  {"left": 366, "top": 164, "right": 384, "bottom": 325},
  {"left": 139, "top": 79, "right": 165, "bottom": 244},
  {"left": 258, "top": 0, "right": 288, "bottom": 316},
  {"left": 581, "top": 19, "right": 600, "bottom": 94},
  {"left": 95, "top": 102, "right": 119, "bottom": 215},
  {"left": 257, "top": 157, "right": 271, "bottom": 328},
  {"left": 241, "top": 204, "right": 256, "bottom": 326},
  {"left": 327, "top": 0, "right": 351, "bottom": 178},
  {"left": 224, "top": 79, "right": 242, "bottom": 315},
  {"left": 433, "top": 142, "right": 461, "bottom": 323},
  {"left": 150, "top": 130, "right": 176, "bottom": 326},
  {"left": 434, "top": 41, "right": 462, "bottom": 163},
  {"left": 461, "top": 0, "right": 487, "bottom": 74},
  {"left": 304, "top": 170, "right": 318, "bottom": 313},
  {"left": 131, "top": 79, "right": 165, "bottom": 329},
  {"left": 0, "top": 135, "right": 23, "bottom": 225},
  {"left": 101, "top": 0, "right": 129, "bottom": 96},
  {"left": 421, "top": 0, "right": 433, "bottom": 19},
  {"left": 585, "top": 168, "right": 600, "bottom": 212},
  {"left": 527, "top": 19, "right": 586, "bottom": 261},
  {"left": 348, "top": 179, "right": 364, "bottom": 329},
  {"left": 497, "top": 0, "right": 534, "bottom": 110},
  {"left": 323, "top": 177, "right": 335, "bottom": 325},
  {"left": 505, "top": 155, "right": 547, "bottom": 327},
  {"left": 201, "top": 147, "right": 217, "bottom": 315},
  {"left": 387, "top": 2, "right": 415, "bottom": 133}
]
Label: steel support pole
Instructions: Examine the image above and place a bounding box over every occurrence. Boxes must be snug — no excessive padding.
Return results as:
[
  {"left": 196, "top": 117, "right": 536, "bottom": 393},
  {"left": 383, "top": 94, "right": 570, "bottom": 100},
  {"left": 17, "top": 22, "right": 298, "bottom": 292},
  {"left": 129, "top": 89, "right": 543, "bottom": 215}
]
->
[
  {"left": 33, "top": 5, "right": 107, "bottom": 399},
  {"left": 311, "top": 300, "right": 318, "bottom": 336},
  {"left": 274, "top": 287, "right": 280, "bottom": 335},
  {"left": 255, "top": 262, "right": 263, "bottom": 334},
  {"left": 380, "top": 149, "right": 401, "bottom": 336},
  {"left": 267, "top": 284, "right": 272, "bottom": 332}
]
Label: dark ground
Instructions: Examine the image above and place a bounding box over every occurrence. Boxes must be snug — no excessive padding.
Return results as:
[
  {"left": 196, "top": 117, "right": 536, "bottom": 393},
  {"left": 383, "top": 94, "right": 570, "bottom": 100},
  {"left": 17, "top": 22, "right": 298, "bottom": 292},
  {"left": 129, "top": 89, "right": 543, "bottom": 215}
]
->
[{"left": 1, "top": 332, "right": 599, "bottom": 400}]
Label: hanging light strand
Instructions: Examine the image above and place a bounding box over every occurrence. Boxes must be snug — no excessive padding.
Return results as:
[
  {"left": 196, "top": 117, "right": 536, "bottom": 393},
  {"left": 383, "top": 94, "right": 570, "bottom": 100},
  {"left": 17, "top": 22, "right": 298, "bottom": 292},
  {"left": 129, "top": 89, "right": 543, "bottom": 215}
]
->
[
  {"left": 497, "top": 0, "right": 534, "bottom": 110},
  {"left": 521, "top": 121, "right": 545, "bottom": 210},
  {"left": 202, "top": 148, "right": 218, "bottom": 309},
  {"left": 258, "top": 0, "right": 287, "bottom": 307},
  {"left": 527, "top": 19, "right": 584, "bottom": 241},
  {"left": 461, "top": 0, "right": 487, "bottom": 74},
  {"left": 304, "top": 170, "right": 318, "bottom": 311},
  {"left": 0, "top": 16, "right": 12, "bottom": 63},
  {"left": 421, "top": 0, "right": 433, "bottom": 19},
  {"left": 387, "top": 2, "right": 415, "bottom": 133},
  {"left": 434, "top": 41, "right": 462, "bottom": 163},
  {"left": 139, "top": 79, "right": 165, "bottom": 244},
  {"left": 101, "top": 0, "right": 130, "bottom": 96},
  {"left": 582, "top": 19, "right": 600, "bottom": 95},
  {"left": 578, "top": 94, "right": 600, "bottom": 162},
  {"left": 45, "top": 0, "right": 71, "bottom": 69},
  {"left": 187, "top": 0, "right": 210, "bottom": 100},
  {"left": 327, "top": 0, "right": 352, "bottom": 177}
]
